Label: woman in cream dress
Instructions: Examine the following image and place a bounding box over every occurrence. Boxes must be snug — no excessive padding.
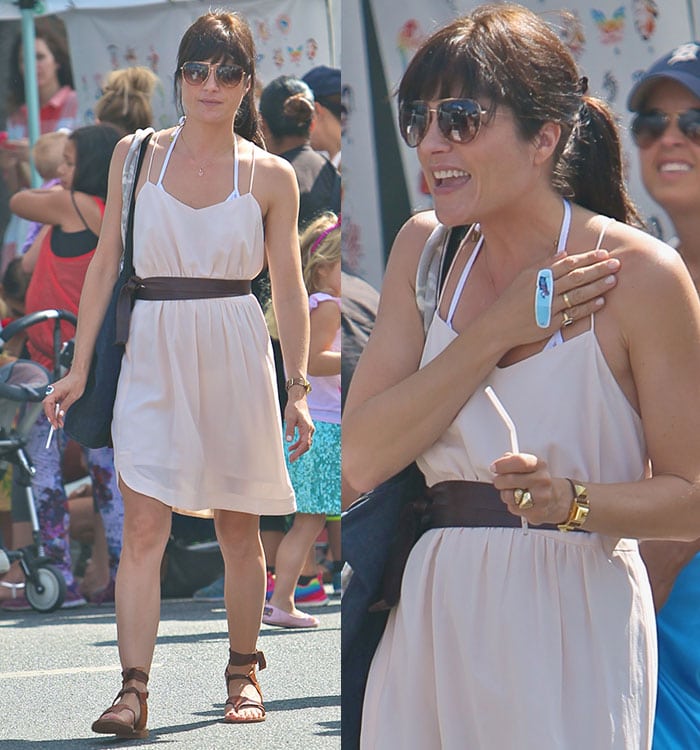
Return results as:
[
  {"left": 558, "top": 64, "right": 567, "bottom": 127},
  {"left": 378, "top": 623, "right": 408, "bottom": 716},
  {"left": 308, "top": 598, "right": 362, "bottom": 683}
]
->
[
  {"left": 343, "top": 6, "right": 700, "bottom": 749},
  {"left": 46, "top": 11, "right": 313, "bottom": 737}
]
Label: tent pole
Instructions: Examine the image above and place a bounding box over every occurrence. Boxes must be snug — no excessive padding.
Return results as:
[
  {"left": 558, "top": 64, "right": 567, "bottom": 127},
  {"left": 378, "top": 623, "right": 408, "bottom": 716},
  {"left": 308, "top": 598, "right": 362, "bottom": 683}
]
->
[{"left": 18, "top": 0, "right": 40, "bottom": 187}]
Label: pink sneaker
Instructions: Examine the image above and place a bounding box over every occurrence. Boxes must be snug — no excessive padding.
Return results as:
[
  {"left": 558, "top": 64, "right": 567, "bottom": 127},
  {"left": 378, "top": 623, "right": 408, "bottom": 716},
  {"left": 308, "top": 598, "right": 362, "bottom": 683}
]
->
[
  {"left": 266, "top": 571, "right": 275, "bottom": 601},
  {"left": 294, "top": 575, "right": 329, "bottom": 607},
  {"left": 262, "top": 603, "right": 319, "bottom": 628}
]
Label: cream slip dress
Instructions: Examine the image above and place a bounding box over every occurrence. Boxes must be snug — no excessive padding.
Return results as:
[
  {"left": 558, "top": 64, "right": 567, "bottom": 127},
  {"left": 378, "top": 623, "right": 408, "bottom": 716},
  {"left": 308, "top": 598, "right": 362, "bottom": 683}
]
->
[
  {"left": 361, "top": 203, "right": 656, "bottom": 750},
  {"left": 112, "top": 125, "right": 296, "bottom": 517}
]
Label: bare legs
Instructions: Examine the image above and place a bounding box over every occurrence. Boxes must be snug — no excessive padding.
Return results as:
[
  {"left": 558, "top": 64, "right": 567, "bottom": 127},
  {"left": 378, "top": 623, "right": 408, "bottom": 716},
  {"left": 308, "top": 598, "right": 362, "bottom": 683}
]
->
[
  {"left": 214, "top": 509, "right": 266, "bottom": 721},
  {"left": 268, "top": 512, "right": 326, "bottom": 615},
  {"left": 96, "top": 480, "right": 171, "bottom": 727}
]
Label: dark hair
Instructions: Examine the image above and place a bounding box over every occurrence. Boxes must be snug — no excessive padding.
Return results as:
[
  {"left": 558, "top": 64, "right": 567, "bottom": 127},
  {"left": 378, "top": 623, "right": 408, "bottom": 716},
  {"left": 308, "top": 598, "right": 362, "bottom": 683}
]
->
[
  {"left": 9, "top": 18, "right": 74, "bottom": 111},
  {"left": 259, "top": 76, "right": 315, "bottom": 138},
  {"left": 95, "top": 66, "right": 158, "bottom": 135},
  {"left": 69, "top": 124, "right": 121, "bottom": 200},
  {"left": 174, "top": 11, "right": 263, "bottom": 147},
  {"left": 2, "top": 257, "right": 30, "bottom": 303},
  {"left": 398, "top": 4, "right": 642, "bottom": 226}
]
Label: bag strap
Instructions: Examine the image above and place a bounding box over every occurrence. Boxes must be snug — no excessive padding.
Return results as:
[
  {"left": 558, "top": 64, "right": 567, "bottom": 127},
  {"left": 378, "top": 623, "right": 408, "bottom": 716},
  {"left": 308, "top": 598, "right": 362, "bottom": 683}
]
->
[
  {"left": 415, "top": 221, "right": 470, "bottom": 334},
  {"left": 122, "top": 132, "right": 153, "bottom": 277}
]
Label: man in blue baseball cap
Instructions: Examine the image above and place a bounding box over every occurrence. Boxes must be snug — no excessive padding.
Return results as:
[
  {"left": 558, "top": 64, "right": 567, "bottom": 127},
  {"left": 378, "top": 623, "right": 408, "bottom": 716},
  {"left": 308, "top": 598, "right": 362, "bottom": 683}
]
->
[
  {"left": 302, "top": 65, "right": 342, "bottom": 169},
  {"left": 629, "top": 42, "right": 700, "bottom": 750}
]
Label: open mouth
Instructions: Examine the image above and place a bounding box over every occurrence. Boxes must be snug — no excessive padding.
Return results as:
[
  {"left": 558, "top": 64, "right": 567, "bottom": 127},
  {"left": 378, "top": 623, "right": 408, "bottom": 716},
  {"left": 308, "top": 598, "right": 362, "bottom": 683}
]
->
[
  {"left": 433, "top": 168, "right": 470, "bottom": 188},
  {"left": 659, "top": 162, "right": 691, "bottom": 174}
]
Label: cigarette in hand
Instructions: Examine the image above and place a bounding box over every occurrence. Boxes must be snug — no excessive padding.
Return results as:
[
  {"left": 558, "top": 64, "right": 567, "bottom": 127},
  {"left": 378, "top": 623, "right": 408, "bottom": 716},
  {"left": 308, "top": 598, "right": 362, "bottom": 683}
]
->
[{"left": 45, "top": 403, "right": 60, "bottom": 450}]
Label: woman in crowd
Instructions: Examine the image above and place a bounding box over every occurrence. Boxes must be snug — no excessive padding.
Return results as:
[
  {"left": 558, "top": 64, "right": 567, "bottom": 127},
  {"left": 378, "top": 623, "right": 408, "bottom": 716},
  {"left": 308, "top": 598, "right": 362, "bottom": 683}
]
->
[
  {"left": 45, "top": 11, "right": 312, "bottom": 737},
  {"left": 343, "top": 6, "right": 700, "bottom": 749}
]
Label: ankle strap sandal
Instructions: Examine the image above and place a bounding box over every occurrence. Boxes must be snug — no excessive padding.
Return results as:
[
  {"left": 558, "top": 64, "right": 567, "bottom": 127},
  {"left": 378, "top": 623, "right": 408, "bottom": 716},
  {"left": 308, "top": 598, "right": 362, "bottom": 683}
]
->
[
  {"left": 91, "top": 667, "right": 149, "bottom": 739},
  {"left": 224, "top": 649, "right": 267, "bottom": 723}
]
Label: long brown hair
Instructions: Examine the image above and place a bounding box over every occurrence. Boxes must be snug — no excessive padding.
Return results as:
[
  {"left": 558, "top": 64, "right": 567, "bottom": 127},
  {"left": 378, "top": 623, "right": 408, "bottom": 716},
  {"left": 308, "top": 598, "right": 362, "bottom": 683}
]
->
[
  {"left": 174, "top": 11, "right": 264, "bottom": 147},
  {"left": 398, "top": 4, "right": 642, "bottom": 226}
]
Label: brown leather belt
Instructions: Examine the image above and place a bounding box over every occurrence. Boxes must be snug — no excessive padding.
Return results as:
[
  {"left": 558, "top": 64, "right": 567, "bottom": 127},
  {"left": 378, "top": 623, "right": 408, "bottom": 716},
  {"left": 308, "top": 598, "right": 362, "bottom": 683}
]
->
[
  {"left": 116, "top": 275, "right": 252, "bottom": 344},
  {"left": 371, "top": 479, "right": 581, "bottom": 611}
]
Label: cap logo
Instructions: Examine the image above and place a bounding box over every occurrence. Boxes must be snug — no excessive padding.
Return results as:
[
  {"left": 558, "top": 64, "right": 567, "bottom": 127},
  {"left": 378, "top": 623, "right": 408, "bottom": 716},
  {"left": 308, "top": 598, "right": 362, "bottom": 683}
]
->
[{"left": 669, "top": 43, "right": 700, "bottom": 65}]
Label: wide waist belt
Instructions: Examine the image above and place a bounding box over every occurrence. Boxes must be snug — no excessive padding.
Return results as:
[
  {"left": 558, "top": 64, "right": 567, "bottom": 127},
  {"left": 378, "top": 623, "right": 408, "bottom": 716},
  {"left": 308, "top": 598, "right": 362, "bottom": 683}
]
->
[
  {"left": 116, "top": 275, "right": 251, "bottom": 344},
  {"left": 371, "top": 479, "right": 582, "bottom": 611}
]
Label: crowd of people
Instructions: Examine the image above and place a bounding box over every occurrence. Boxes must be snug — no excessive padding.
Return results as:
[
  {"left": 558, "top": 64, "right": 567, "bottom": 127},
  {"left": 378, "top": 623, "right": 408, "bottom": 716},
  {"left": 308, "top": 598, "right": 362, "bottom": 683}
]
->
[{"left": 2, "top": 2, "right": 700, "bottom": 747}]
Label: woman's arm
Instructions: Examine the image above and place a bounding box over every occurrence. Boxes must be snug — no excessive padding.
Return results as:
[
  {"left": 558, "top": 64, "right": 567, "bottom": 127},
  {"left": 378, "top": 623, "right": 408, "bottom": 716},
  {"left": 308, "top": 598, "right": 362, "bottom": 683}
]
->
[
  {"left": 492, "top": 237, "right": 700, "bottom": 540},
  {"left": 44, "top": 137, "right": 131, "bottom": 425},
  {"left": 307, "top": 299, "right": 340, "bottom": 376},
  {"left": 10, "top": 185, "right": 68, "bottom": 226},
  {"left": 261, "top": 155, "right": 313, "bottom": 461},
  {"left": 343, "top": 213, "right": 622, "bottom": 492}
]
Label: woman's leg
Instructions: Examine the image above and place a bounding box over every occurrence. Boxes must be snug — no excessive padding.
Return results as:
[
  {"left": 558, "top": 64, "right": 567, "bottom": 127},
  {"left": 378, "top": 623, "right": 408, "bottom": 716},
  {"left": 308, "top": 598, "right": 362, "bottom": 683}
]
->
[
  {"left": 214, "top": 510, "right": 266, "bottom": 721},
  {"left": 268, "top": 513, "right": 326, "bottom": 614},
  {"left": 96, "top": 479, "right": 171, "bottom": 726}
]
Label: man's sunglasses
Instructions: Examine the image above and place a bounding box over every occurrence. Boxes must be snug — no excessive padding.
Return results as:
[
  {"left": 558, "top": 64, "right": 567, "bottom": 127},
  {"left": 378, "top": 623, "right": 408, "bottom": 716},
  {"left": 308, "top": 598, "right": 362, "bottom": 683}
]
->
[
  {"left": 631, "top": 108, "right": 700, "bottom": 148},
  {"left": 181, "top": 61, "right": 246, "bottom": 88},
  {"left": 399, "top": 98, "right": 489, "bottom": 148}
]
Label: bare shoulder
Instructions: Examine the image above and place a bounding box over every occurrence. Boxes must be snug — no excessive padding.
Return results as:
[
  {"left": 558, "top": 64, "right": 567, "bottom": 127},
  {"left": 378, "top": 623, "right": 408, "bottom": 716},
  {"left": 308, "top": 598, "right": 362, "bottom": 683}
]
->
[
  {"left": 385, "top": 210, "right": 440, "bottom": 280},
  {"left": 249, "top": 144, "right": 296, "bottom": 184}
]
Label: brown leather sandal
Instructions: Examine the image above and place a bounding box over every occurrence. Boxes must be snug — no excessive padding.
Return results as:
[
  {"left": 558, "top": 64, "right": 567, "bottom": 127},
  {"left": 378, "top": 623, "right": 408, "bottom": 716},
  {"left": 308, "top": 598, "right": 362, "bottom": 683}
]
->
[
  {"left": 91, "top": 667, "right": 149, "bottom": 738},
  {"left": 223, "top": 649, "right": 266, "bottom": 723}
]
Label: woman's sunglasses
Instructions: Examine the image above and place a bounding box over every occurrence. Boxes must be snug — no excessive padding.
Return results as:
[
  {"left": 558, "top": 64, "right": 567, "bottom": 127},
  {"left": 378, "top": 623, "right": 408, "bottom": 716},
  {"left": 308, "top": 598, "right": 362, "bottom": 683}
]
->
[
  {"left": 399, "top": 98, "right": 488, "bottom": 148},
  {"left": 631, "top": 108, "right": 700, "bottom": 148},
  {"left": 181, "top": 61, "right": 246, "bottom": 88}
]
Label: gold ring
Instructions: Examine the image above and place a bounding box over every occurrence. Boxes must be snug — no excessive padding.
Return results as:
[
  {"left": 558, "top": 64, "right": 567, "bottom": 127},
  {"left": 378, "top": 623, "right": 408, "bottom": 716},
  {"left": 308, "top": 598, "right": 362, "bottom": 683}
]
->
[
  {"left": 514, "top": 488, "right": 525, "bottom": 505},
  {"left": 562, "top": 291, "right": 572, "bottom": 309},
  {"left": 562, "top": 310, "right": 574, "bottom": 327},
  {"left": 518, "top": 491, "right": 534, "bottom": 510}
]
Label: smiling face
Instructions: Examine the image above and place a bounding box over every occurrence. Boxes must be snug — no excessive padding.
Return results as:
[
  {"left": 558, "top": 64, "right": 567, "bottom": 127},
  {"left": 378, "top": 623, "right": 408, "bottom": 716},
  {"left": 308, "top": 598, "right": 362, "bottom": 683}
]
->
[
  {"left": 637, "top": 79, "right": 700, "bottom": 218},
  {"left": 416, "top": 98, "right": 544, "bottom": 227}
]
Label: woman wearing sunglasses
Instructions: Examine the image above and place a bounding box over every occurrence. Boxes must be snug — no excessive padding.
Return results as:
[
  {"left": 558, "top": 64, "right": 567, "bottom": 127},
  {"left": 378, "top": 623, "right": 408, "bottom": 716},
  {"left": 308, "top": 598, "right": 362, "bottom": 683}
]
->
[
  {"left": 343, "top": 5, "right": 700, "bottom": 749},
  {"left": 628, "top": 44, "right": 700, "bottom": 750},
  {"left": 43, "top": 11, "right": 312, "bottom": 737}
]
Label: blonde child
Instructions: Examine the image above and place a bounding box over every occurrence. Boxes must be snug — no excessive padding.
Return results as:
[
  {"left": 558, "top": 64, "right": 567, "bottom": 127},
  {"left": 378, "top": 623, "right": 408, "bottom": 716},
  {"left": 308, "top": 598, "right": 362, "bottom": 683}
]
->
[{"left": 263, "top": 212, "right": 341, "bottom": 627}]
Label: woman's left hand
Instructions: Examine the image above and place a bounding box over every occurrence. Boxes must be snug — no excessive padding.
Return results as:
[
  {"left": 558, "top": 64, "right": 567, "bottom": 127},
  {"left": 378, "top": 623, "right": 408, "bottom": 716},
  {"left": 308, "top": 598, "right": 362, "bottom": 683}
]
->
[
  {"left": 490, "top": 452, "right": 571, "bottom": 526},
  {"left": 283, "top": 395, "right": 315, "bottom": 462}
]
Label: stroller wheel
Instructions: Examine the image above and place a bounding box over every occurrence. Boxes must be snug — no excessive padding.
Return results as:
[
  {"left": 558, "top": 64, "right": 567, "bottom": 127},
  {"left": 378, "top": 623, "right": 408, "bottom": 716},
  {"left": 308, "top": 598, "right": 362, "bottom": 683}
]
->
[{"left": 25, "top": 564, "right": 66, "bottom": 613}]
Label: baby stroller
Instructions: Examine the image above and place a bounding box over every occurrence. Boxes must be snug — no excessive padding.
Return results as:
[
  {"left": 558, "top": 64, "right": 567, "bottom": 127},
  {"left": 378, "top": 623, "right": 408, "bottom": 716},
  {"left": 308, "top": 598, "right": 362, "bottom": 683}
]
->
[{"left": 0, "top": 308, "right": 77, "bottom": 612}]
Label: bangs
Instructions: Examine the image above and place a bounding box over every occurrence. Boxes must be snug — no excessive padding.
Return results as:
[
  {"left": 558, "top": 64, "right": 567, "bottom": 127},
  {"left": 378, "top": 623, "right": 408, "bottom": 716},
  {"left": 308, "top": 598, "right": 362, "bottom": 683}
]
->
[
  {"left": 177, "top": 18, "right": 252, "bottom": 74},
  {"left": 398, "top": 27, "right": 499, "bottom": 110}
]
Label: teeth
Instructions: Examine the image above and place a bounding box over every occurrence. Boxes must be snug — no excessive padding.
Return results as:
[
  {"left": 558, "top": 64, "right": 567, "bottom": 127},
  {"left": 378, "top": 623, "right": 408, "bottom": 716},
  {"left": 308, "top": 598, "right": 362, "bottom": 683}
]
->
[
  {"left": 660, "top": 162, "right": 691, "bottom": 172},
  {"left": 433, "top": 169, "right": 469, "bottom": 180}
]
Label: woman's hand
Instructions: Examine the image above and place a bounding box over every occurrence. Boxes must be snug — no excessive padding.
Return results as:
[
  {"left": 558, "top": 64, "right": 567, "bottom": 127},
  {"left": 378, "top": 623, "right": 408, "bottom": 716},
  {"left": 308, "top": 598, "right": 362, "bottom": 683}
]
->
[
  {"left": 492, "top": 249, "right": 621, "bottom": 349},
  {"left": 43, "top": 370, "right": 88, "bottom": 429},
  {"left": 490, "top": 451, "right": 572, "bottom": 526},
  {"left": 283, "top": 391, "right": 315, "bottom": 462}
]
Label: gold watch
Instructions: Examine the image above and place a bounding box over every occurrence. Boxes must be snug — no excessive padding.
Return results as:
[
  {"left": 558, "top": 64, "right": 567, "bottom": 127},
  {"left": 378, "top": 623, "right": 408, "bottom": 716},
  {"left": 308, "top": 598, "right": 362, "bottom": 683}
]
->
[
  {"left": 557, "top": 479, "right": 590, "bottom": 532},
  {"left": 285, "top": 376, "right": 312, "bottom": 395}
]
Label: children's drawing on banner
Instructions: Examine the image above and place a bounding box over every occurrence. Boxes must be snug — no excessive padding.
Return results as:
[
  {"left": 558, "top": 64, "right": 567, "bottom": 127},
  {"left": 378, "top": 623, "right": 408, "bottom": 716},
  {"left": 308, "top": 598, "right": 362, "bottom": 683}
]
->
[
  {"left": 633, "top": 0, "right": 658, "bottom": 42},
  {"left": 288, "top": 44, "right": 304, "bottom": 65},
  {"left": 397, "top": 19, "right": 424, "bottom": 68},
  {"left": 601, "top": 70, "right": 619, "bottom": 103},
  {"left": 591, "top": 6, "right": 625, "bottom": 52},
  {"left": 307, "top": 38, "right": 319, "bottom": 61},
  {"left": 277, "top": 14, "right": 291, "bottom": 35}
]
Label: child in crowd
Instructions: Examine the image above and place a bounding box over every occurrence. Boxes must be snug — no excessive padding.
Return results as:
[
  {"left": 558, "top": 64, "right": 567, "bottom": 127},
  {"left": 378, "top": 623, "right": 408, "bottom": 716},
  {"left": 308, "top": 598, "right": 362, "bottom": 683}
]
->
[{"left": 263, "top": 212, "right": 341, "bottom": 628}]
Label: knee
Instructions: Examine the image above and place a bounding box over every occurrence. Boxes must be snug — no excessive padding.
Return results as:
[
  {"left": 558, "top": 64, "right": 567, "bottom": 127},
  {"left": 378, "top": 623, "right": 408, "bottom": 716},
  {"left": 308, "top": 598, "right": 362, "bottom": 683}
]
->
[{"left": 121, "top": 510, "right": 170, "bottom": 560}]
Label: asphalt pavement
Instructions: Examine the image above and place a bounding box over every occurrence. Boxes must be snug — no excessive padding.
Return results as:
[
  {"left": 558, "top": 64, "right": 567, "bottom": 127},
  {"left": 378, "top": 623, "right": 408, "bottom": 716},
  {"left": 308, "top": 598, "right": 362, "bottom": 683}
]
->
[{"left": 0, "top": 595, "right": 340, "bottom": 749}]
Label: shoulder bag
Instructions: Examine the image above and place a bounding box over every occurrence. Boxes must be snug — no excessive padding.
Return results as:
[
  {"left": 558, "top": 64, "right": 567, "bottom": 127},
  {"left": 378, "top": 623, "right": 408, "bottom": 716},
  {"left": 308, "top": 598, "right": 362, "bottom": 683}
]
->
[{"left": 63, "top": 130, "right": 153, "bottom": 448}]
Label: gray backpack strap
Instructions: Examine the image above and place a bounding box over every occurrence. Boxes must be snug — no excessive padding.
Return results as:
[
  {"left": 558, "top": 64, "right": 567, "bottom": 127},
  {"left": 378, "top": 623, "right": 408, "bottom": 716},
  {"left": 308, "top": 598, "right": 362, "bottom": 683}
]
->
[
  {"left": 120, "top": 127, "right": 155, "bottom": 248},
  {"left": 415, "top": 223, "right": 451, "bottom": 334}
]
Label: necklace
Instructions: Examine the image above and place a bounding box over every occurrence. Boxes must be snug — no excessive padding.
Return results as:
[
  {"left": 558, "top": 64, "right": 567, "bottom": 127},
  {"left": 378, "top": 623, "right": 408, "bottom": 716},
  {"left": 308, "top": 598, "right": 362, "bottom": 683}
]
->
[{"left": 179, "top": 128, "right": 233, "bottom": 177}]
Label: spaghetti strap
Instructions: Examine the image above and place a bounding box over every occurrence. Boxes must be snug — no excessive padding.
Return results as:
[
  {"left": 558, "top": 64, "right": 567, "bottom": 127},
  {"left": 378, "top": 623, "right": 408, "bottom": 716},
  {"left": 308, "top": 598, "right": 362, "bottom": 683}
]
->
[
  {"left": 445, "top": 231, "right": 484, "bottom": 327},
  {"left": 248, "top": 145, "right": 256, "bottom": 193},
  {"left": 145, "top": 130, "right": 160, "bottom": 182},
  {"left": 70, "top": 191, "right": 91, "bottom": 233},
  {"left": 231, "top": 135, "right": 240, "bottom": 199},
  {"left": 156, "top": 126, "right": 181, "bottom": 187},
  {"left": 595, "top": 217, "right": 614, "bottom": 251}
]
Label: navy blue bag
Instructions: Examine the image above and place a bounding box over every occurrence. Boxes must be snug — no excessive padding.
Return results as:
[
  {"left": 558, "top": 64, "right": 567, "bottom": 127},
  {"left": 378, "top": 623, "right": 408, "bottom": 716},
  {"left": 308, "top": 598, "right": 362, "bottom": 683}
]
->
[
  {"left": 341, "top": 462, "right": 426, "bottom": 750},
  {"left": 63, "top": 132, "right": 152, "bottom": 448}
]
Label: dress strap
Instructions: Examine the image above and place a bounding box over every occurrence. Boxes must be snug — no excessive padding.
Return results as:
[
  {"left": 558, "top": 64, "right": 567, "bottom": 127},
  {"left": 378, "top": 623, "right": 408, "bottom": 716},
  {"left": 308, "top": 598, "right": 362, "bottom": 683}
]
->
[
  {"left": 156, "top": 125, "right": 181, "bottom": 187},
  {"left": 556, "top": 200, "right": 572, "bottom": 254},
  {"left": 595, "top": 217, "right": 614, "bottom": 250},
  {"left": 445, "top": 231, "right": 484, "bottom": 328},
  {"left": 230, "top": 135, "right": 241, "bottom": 199},
  {"left": 248, "top": 145, "right": 256, "bottom": 193},
  {"left": 145, "top": 130, "right": 160, "bottom": 182}
]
